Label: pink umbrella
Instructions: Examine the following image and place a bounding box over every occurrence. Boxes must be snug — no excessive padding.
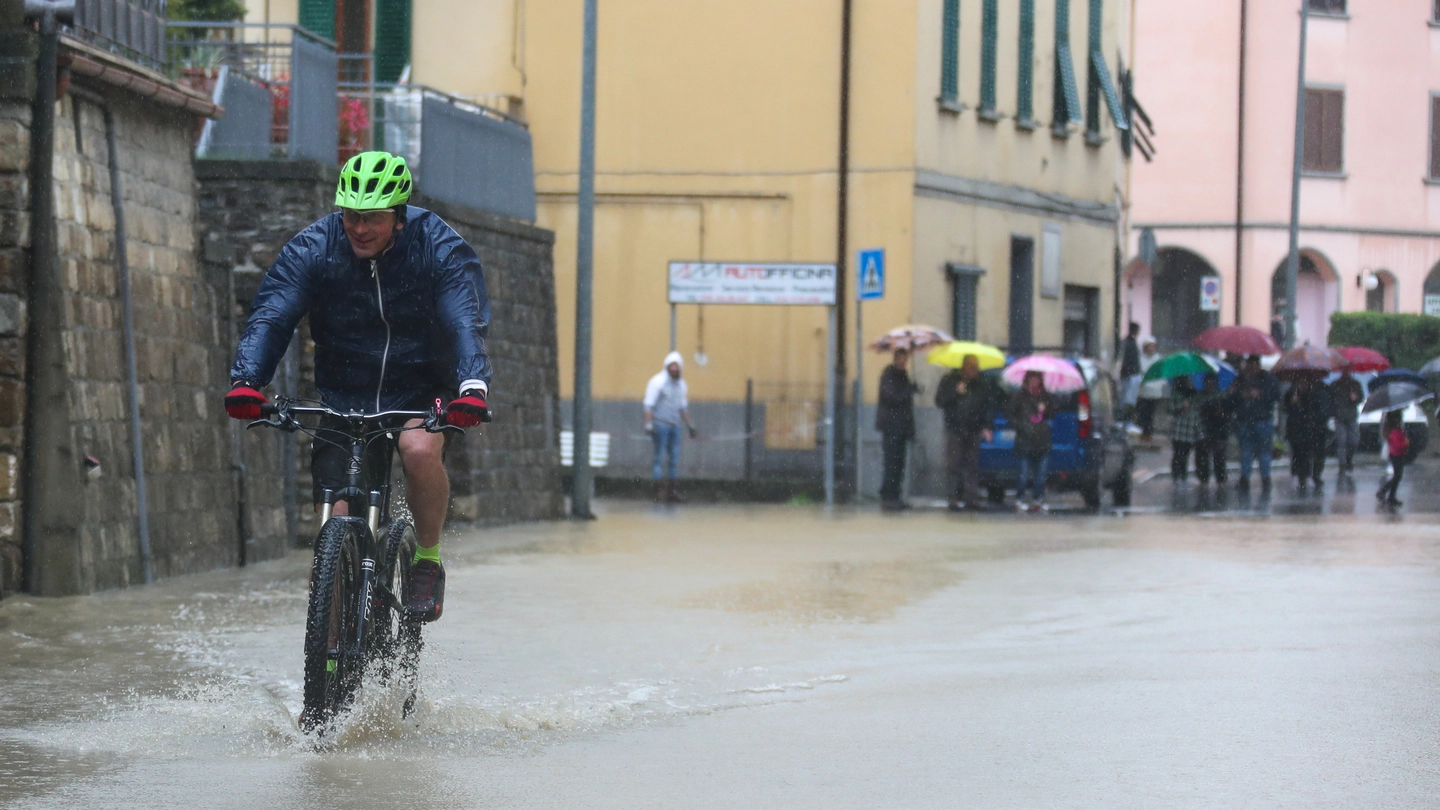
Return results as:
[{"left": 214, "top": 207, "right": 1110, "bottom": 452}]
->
[{"left": 1001, "top": 355, "right": 1087, "bottom": 393}]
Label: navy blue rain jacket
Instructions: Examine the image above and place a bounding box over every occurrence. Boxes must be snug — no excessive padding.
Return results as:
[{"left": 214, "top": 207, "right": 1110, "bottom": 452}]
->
[{"left": 230, "top": 207, "right": 491, "bottom": 413}]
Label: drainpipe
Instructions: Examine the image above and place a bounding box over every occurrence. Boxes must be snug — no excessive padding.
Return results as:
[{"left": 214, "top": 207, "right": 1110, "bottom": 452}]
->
[
  {"left": 1234, "top": 0, "right": 1247, "bottom": 326},
  {"left": 71, "top": 86, "right": 153, "bottom": 584},
  {"left": 22, "top": 0, "right": 79, "bottom": 595}
]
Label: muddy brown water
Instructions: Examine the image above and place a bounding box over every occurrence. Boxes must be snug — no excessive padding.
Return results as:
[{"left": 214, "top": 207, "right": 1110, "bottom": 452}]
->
[{"left": 3, "top": 504, "right": 1440, "bottom": 808}]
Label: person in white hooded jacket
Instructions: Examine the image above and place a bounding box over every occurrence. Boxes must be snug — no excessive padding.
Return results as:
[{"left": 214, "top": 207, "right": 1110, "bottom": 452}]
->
[{"left": 643, "top": 351, "right": 698, "bottom": 502}]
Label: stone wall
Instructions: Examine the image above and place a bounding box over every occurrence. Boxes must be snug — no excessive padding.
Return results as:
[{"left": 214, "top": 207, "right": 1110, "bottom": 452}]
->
[
  {"left": 195, "top": 161, "right": 564, "bottom": 541},
  {"left": 0, "top": 34, "right": 33, "bottom": 593},
  {"left": 50, "top": 91, "right": 243, "bottom": 591}
]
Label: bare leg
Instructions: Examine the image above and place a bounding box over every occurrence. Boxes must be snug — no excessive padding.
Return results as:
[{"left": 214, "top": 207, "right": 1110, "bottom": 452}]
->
[{"left": 396, "top": 418, "right": 448, "bottom": 549}]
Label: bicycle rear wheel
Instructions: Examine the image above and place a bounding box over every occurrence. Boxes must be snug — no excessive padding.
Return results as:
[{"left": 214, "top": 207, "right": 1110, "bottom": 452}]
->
[
  {"left": 379, "top": 518, "right": 423, "bottom": 716},
  {"left": 300, "top": 517, "right": 366, "bottom": 733}
]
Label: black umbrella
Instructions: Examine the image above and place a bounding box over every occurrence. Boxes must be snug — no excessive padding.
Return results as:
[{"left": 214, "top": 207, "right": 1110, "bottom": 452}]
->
[
  {"left": 1369, "top": 369, "right": 1428, "bottom": 395},
  {"left": 1362, "top": 381, "right": 1434, "bottom": 414},
  {"left": 1419, "top": 355, "right": 1440, "bottom": 381}
]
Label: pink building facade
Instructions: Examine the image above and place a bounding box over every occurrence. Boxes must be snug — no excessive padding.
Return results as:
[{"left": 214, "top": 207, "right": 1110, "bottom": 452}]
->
[{"left": 1127, "top": 0, "right": 1440, "bottom": 351}]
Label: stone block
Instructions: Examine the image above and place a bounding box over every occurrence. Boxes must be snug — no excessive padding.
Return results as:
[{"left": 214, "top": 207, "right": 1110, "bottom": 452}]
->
[
  {"left": 0, "top": 209, "right": 27, "bottom": 248},
  {"left": 0, "top": 119, "right": 27, "bottom": 173}
]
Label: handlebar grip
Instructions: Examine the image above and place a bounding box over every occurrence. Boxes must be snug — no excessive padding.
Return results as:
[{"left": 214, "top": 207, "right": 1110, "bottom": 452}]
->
[{"left": 259, "top": 403, "right": 278, "bottom": 416}]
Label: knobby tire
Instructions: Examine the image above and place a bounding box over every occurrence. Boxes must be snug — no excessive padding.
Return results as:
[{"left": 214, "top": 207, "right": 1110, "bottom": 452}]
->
[
  {"left": 381, "top": 518, "right": 423, "bottom": 717},
  {"left": 300, "top": 518, "right": 364, "bottom": 733}
]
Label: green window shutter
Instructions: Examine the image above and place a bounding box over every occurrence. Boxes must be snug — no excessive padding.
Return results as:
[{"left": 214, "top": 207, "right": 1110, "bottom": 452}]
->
[
  {"left": 1053, "top": 0, "right": 1081, "bottom": 126},
  {"left": 375, "top": 0, "right": 412, "bottom": 84},
  {"left": 1085, "top": 0, "right": 1102, "bottom": 134},
  {"left": 979, "top": 0, "right": 997, "bottom": 113},
  {"left": 1090, "top": 50, "right": 1128, "bottom": 131},
  {"left": 298, "top": 0, "right": 335, "bottom": 40},
  {"left": 941, "top": 0, "right": 960, "bottom": 103},
  {"left": 1017, "top": 0, "right": 1034, "bottom": 123}
]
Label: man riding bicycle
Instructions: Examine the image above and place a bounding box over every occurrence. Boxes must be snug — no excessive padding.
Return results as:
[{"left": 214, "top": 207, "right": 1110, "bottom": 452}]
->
[{"left": 224, "top": 151, "right": 490, "bottom": 623}]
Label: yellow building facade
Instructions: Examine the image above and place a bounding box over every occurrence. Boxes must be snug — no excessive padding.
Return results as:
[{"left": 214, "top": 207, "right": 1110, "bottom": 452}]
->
[{"left": 245, "top": 0, "right": 1130, "bottom": 480}]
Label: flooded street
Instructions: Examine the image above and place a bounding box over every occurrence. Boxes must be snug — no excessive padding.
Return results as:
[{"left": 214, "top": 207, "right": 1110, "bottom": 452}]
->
[{"left": 4, "top": 500, "right": 1440, "bottom": 808}]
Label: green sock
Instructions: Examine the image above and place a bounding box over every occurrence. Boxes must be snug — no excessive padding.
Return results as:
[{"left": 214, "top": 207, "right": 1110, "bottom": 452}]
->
[{"left": 412, "top": 544, "right": 441, "bottom": 565}]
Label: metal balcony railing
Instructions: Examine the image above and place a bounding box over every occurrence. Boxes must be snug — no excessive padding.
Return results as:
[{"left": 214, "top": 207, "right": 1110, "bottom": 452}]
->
[
  {"left": 167, "top": 22, "right": 357, "bottom": 163},
  {"left": 67, "top": 0, "right": 169, "bottom": 71}
]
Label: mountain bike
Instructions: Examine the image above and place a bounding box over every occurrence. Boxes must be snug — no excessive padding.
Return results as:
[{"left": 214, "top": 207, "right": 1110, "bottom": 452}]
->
[{"left": 250, "top": 398, "right": 464, "bottom": 734}]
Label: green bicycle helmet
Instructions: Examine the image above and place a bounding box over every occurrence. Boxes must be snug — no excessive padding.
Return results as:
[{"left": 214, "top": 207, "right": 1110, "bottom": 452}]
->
[{"left": 335, "top": 151, "right": 413, "bottom": 210}]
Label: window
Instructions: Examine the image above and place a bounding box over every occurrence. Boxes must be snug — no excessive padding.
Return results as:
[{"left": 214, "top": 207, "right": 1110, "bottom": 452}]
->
[
  {"left": 375, "top": 0, "right": 412, "bottom": 84},
  {"left": 948, "top": 264, "right": 985, "bottom": 341},
  {"left": 1063, "top": 285, "right": 1099, "bottom": 358},
  {"left": 1084, "top": 0, "right": 1128, "bottom": 140},
  {"left": 1303, "top": 88, "right": 1344, "bottom": 173},
  {"left": 979, "top": 0, "right": 999, "bottom": 118},
  {"left": 1053, "top": 0, "right": 1082, "bottom": 132},
  {"left": 1430, "top": 94, "right": 1440, "bottom": 180},
  {"left": 1307, "top": 0, "right": 1346, "bottom": 14},
  {"left": 1435, "top": 0, "right": 1440, "bottom": 23},
  {"left": 940, "top": 0, "right": 961, "bottom": 107},
  {"left": 299, "top": 0, "right": 336, "bottom": 39},
  {"left": 1016, "top": 0, "right": 1035, "bottom": 125}
]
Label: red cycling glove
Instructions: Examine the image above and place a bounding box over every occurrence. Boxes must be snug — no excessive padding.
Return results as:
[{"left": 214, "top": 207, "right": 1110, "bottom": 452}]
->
[
  {"left": 224, "top": 385, "right": 268, "bottom": 420},
  {"left": 445, "top": 393, "right": 489, "bottom": 427}
]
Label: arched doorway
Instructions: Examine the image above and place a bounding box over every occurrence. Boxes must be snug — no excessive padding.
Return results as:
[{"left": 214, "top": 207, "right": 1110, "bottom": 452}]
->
[
  {"left": 1271, "top": 251, "right": 1339, "bottom": 346},
  {"left": 1424, "top": 262, "right": 1440, "bottom": 316},
  {"left": 1147, "top": 247, "right": 1220, "bottom": 352},
  {"left": 1366, "top": 269, "right": 1397, "bottom": 313}
]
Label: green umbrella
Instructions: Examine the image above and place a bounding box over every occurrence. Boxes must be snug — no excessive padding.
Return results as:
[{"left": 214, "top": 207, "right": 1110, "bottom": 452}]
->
[{"left": 1142, "top": 352, "right": 1215, "bottom": 383}]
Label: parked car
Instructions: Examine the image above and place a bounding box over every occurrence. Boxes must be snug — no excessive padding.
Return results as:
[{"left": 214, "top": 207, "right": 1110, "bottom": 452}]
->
[
  {"left": 978, "top": 358, "right": 1135, "bottom": 509},
  {"left": 1322, "top": 371, "right": 1430, "bottom": 459},
  {"left": 1356, "top": 401, "right": 1428, "bottom": 458}
]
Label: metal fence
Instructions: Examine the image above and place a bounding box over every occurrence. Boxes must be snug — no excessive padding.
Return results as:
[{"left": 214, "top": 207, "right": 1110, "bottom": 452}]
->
[
  {"left": 167, "top": 23, "right": 351, "bottom": 163},
  {"left": 67, "top": 0, "right": 168, "bottom": 71},
  {"left": 338, "top": 83, "right": 536, "bottom": 221}
]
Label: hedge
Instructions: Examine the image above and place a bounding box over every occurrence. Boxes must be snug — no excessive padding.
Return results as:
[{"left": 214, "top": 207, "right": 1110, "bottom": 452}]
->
[{"left": 1328, "top": 312, "right": 1440, "bottom": 371}]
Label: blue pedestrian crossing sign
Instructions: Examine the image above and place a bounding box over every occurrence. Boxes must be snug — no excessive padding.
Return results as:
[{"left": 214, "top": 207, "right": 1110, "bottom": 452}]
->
[{"left": 858, "top": 248, "right": 885, "bottom": 300}]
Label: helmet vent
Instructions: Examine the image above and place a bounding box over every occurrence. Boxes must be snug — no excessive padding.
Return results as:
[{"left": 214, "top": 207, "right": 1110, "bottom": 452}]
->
[
  {"left": 365, "top": 177, "right": 379, "bottom": 194},
  {"left": 382, "top": 180, "right": 396, "bottom": 195},
  {"left": 349, "top": 175, "right": 359, "bottom": 191}
]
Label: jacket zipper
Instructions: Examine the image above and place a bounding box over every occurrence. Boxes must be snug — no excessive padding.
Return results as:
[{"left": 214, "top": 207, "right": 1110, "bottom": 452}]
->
[{"left": 372, "top": 258, "right": 391, "bottom": 412}]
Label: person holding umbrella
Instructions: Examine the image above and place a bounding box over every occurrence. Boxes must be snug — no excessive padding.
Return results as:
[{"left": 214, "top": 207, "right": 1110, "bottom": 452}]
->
[
  {"left": 1196, "top": 372, "right": 1233, "bottom": 486},
  {"left": 1377, "top": 410, "right": 1410, "bottom": 508},
  {"left": 1008, "top": 370, "right": 1055, "bottom": 512},
  {"left": 1284, "top": 374, "right": 1334, "bottom": 492},
  {"left": 1230, "top": 355, "right": 1281, "bottom": 493},
  {"left": 1169, "top": 377, "right": 1202, "bottom": 485},
  {"left": 1329, "top": 368, "right": 1365, "bottom": 477},
  {"left": 876, "top": 348, "right": 919, "bottom": 511},
  {"left": 935, "top": 353, "right": 997, "bottom": 511}
]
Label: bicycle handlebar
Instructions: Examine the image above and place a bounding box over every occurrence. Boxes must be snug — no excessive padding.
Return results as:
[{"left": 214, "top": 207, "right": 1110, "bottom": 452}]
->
[{"left": 250, "top": 399, "right": 466, "bottom": 435}]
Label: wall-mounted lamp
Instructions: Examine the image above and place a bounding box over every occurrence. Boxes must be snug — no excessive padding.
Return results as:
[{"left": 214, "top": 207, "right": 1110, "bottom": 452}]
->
[{"left": 1357, "top": 268, "right": 1380, "bottom": 291}]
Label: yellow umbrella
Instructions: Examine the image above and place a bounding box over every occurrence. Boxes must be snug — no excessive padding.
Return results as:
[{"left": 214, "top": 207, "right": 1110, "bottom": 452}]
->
[{"left": 926, "top": 341, "right": 1006, "bottom": 370}]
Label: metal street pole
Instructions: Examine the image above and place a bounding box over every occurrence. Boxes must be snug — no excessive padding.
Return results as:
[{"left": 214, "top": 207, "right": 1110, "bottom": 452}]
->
[
  {"left": 825, "top": 305, "right": 837, "bottom": 506},
  {"left": 571, "top": 0, "right": 598, "bottom": 519},
  {"left": 1283, "top": 0, "right": 1309, "bottom": 350},
  {"left": 853, "top": 296, "right": 863, "bottom": 501}
]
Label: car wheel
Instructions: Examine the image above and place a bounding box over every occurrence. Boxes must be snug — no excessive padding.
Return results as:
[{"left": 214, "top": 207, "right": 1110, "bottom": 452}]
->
[
  {"left": 1111, "top": 468, "right": 1133, "bottom": 507},
  {"left": 986, "top": 486, "right": 1006, "bottom": 504},
  {"left": 1081, "top": 482, "right": 1102, "bottom": 510}
]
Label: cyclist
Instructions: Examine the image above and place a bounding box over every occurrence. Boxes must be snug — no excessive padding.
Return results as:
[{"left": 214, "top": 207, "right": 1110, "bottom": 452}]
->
[{"left": 222, "top": 151, "right": 490, "bottom": 623}]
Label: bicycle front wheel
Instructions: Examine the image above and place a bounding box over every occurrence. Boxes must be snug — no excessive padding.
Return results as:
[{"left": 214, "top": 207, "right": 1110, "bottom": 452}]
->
[{"left": 300, "top": 517, "right": 366, "bottom": 733}]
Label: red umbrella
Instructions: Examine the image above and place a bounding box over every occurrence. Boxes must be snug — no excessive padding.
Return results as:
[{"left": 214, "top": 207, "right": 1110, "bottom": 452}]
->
[
  {"left": 1272, "top": 343, "right": 1348, "bottom": 381},
  {"left": 1335, "top": 346, "right": 1390, "bottom": 373},
  {"left": 1191, "top": 325, "right": 1280, "bottom": 357}
]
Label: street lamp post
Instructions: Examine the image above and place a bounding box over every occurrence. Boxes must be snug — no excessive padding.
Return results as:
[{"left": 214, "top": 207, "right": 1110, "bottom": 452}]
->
[
  {"left": 1283, "top": 0, "right": 1310, "bottom": 350},
  {"left": 571, "top": 0, "right": 598, "bottom": 519}
]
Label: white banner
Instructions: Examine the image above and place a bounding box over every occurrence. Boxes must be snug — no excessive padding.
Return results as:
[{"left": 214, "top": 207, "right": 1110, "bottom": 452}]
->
[{"left": 668, "top": 262, "right": 837, "bottom": 305}]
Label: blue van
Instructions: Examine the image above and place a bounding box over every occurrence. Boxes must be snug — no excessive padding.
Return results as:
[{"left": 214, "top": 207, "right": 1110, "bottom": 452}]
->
[{"left": 977, "top": 358, "right": 1135, "bottom": 509}]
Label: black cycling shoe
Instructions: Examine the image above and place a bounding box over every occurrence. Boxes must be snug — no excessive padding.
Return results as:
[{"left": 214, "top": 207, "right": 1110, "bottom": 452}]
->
[{"left": 406, "top": 560, "right": 446, "bottom": 622}]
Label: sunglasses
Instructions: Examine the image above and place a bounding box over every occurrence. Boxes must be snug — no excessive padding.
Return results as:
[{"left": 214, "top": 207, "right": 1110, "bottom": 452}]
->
[{"left": 341, "top": 209, "right": 397, "bottom": 227}]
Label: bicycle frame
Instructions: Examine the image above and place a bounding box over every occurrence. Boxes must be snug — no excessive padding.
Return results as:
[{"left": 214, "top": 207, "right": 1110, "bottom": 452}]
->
[{"left": 252, "top": 398, "right": 459, "bottom": 653}]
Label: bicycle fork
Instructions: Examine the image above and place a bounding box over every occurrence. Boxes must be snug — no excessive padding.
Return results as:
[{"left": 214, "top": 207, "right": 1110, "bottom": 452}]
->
[{"left": 352, "top": 490, "right": 387, "bottom": 656}]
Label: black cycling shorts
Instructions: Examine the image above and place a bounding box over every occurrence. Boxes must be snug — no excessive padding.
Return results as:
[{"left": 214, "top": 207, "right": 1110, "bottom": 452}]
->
[{"left": 308, "top": 390, "right": 455, "bottom": 504}]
